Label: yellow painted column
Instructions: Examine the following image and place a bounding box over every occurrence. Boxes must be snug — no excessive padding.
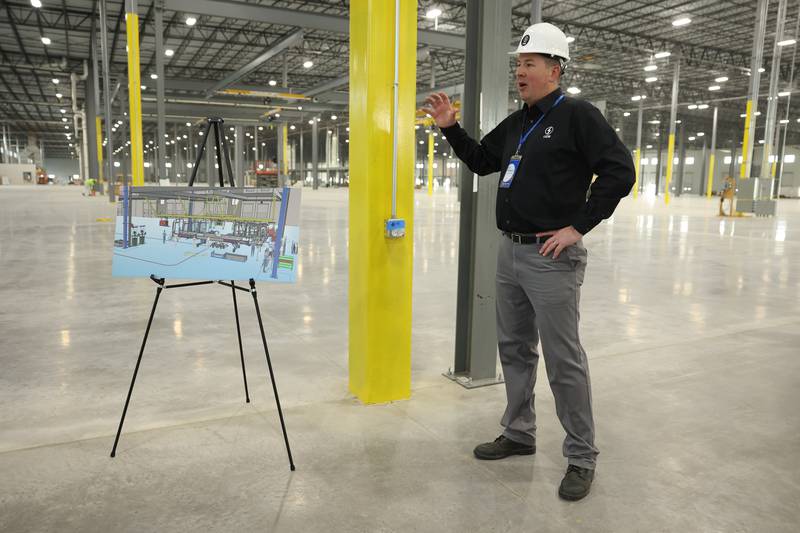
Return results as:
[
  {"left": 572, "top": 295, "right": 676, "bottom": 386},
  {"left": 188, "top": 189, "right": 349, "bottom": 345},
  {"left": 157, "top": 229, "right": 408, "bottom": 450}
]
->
[
  {"left": 348, "top": 0, "right": 416, "bottom": 403},
  {"left": 664, "top": 133, "right": 676, "bottom": 204},
  {"left": 633, "top": 147, "right": 641, "bottom": 199},
  {"left": 282, "top": 123, "right": 289, "bottom": 175},
  {"left": 706, "top": 153, "right": 716, "bottom": 198},
  {"left": 96, "top": 116, "right": 104, "bottom": 184},
  {"left": 125, "top": 1, "right": 145, "bottom": 187},
  {"left": 739, "top": 100, "right": 753, "bottom": 179},
  {"left": 427, "top": 131, "right": 434, "bottom": 195}
]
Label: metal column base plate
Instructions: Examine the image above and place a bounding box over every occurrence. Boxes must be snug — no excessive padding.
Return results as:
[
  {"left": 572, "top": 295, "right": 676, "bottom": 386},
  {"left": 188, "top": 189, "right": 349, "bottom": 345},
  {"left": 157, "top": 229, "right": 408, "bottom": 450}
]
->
[{"left": 442, "top": 370, "right": 504, "bottom": 389}]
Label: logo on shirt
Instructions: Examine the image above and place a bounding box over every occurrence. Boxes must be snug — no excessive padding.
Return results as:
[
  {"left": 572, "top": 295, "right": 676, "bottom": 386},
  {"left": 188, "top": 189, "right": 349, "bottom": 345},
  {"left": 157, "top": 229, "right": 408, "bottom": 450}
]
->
[{"left": 543, "top": 126, "right": 554, "bottom": 139}]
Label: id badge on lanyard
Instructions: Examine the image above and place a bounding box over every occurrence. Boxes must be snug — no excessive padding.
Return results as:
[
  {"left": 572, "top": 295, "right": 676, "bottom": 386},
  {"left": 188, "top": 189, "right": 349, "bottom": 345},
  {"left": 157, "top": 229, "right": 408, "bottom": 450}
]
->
[
  {"left": 500, "top": 155, "right": 522, "bottom": 189},
  {"left": 499, "top": 93, "right": 565, "bottom": 190}
]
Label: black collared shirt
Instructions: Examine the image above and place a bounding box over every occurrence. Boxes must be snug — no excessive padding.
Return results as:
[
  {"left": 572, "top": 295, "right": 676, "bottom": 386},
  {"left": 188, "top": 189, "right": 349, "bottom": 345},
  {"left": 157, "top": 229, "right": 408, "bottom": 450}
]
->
[{"left": 440, "top": 87, "right": 635, "bottom": 235}]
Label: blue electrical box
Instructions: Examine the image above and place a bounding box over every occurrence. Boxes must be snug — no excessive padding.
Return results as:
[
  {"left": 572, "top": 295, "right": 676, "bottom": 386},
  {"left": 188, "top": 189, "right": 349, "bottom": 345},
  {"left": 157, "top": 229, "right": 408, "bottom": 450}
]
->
[{"left": 385, "top": 218, "right": 406, "bottom": 239}]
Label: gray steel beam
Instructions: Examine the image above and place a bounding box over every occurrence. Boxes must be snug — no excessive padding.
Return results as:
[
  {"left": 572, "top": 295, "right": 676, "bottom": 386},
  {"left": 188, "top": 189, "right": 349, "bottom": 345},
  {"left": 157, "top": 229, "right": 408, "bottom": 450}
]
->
[
  {"left": 311, "top": 117, "right": 318, "bottom": 189},
  {"left": 163, "top": 0, "right": 466, "bottom": 50},
  {"left": 707, "top": 105, "right": 719, "bottom": 196},
  {"left": 234, "top": 124, "right": 243, "bottom": 183},
  {"left": 204, "top": 30, "right": 303, "bottom": 97},
  {"left": 99, "top": 0, "right": 115, "bottom": 201},
  {"left": 451, "top": 0, "right": 512, "bottom": 388},
  {"left": 760, "top": 0, "right": 789, "bottom": 179},
  {"left": 155, "top": 3, "right": 167, "bottom": 182},
  {"left": 635, "top": 99, "right": 643, "bottom": 194},
  {"left": 742, "top": 0, "right": 770, "bottom": 179},
  {"left": 530, "top": 0, "right": 542, "bottom": 24}
]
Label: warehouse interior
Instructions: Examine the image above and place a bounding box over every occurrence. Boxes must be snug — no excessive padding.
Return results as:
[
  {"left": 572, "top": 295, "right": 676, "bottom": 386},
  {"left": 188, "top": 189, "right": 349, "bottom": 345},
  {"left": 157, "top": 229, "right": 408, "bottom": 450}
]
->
[{"left": 1, "top": 1, "right": 799, "bottom": 531}]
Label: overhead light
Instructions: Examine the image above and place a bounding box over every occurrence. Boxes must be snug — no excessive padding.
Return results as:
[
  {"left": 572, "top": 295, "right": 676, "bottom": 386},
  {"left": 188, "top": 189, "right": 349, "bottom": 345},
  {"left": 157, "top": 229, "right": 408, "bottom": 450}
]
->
[
  {"left": 303, "top": 60, "right": 313, "bottom": 69},
  {"left": 714, "top": 76, "right": 729, "bottom": 83},
  {"left": 754, "top": 111, "right": 761, "bottom": 115},
  {"left": 308, "top": 119, "right": 315, "bottom": 125},
  {"left": 297, "top": 106, "right": 303, "bottom": 110},
  {"left": 258, "top": 126, "right": 264, "bottom": 131},
  {"left": 567, "top": 86, "right": 581, "bottom": 94},
  {"left": 758, "top": 139, "right": 765, "bottom": 144},
  {"left": 566, "top": 36, "right": 575, "bottom": 44},
  {"left": 274, "top": 113, "right": 280, "bottom": 118},
  {"left": 290, "top": 125, "right": 296, "bottom": 130},
  {"left": 708, "top": 85, "right": 721, "bottom": 91},
  {"left": 645, "top": 76, "right": 658, "bottom": 83},
  {"left": 186, "top": 122, "right": 192, "bottom": 127},
  {"left": 31, "top": 0, "right": 43, "bottom": 7},
  {"left": 777, "top": 38, "right": 797, "bottom": 47},
  {"left": 61, "top": 117, "right": 68, "bottom": 122},
  {"left": 740, "top": 113, "right": 747, "bottom": 118},
  {"left": 165, "top": 49, "right": 174, "bottom": 57},
  {"left": 623, "top": 112, "right": 631, "bottom": 117},
  {"left": 631, "top": 95, "right": 647, "bottom": 101},
  {"left": 646, "top": 144, "right": 653, "bottom": 149},
  {"left": 688, "top": 104, "right": 698, "bottom": 110},
  {"left": 649, "top": 120, "right": 660, "bottom": 124},
  {"left": 778, "top": 90, "right": 791, "bottom": 97},
  {"left": 759, "top": 67, "right": 766, "bottom": 73},
  {"left": 688, "top": 136, "right": 696, "bottom": 141},
  {"left": 140, "top": 85, "right": 147, "bottom": 90},
  {"left": 60, "top": 108, "right": 66, "bottom": 114},
  {"left": 56, "top": 92, "right": 62, "bottom": 98},
  {"left": 268, "top": 80, "right": 277, "bottom": 86},
  {"left": 644, "top": 64, "right": 658, "bottom": 72},
  {"left": 52, "top": 78, "right": 59, "bottom": 84},
  {"left": 150, "top": 73, "right": 158, "bottom": 80},
  {"left": 185, "top": 16, "right": 197, "bottom": 26},
  {"left": 654, "top": 51, "right": 671, "bottom": 59},
  {"left": 41, "top": 36, "right": 51, "bottom": 45},
  {"left": 697, "top": 132, "right": 705, "bottom": 137},
  {"left": 779, "top": 119, "right": 789, "bottom": 124},
  {"left": 425, "top": 8, "right": 442, "bottom": 18},
  {"left": 698, "top": 104, "right": 709, "bottom": 109},
  {"left": 672, "top": 17, "right": 691, "bottom": 27}
]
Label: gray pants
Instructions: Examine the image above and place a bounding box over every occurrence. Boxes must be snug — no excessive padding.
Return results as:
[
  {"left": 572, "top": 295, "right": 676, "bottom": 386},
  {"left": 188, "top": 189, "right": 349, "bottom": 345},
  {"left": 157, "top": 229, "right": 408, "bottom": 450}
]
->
[{"left": 496, "top": 235, "right": 598, "bottom": 470}]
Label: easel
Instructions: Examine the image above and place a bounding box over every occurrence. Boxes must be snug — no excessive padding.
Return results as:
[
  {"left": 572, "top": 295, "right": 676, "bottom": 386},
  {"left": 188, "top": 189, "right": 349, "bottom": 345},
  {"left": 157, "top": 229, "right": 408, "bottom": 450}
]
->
[{"left": 110, "top": 117, "right": 295, "bottom": 471}]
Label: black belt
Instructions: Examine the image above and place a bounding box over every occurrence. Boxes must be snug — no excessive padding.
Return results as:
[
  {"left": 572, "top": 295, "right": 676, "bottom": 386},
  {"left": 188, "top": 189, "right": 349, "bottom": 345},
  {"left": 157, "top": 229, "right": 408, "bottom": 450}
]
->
[{"left": 502, "top": 231, "right": 548, "bottom": 244}]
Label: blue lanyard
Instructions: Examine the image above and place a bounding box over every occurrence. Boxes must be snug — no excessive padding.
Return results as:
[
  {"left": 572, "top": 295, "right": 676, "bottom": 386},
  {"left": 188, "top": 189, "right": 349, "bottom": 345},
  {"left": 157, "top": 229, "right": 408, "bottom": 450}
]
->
[{"left": 516, "top": 93, "right": 565, "bottom": 154}]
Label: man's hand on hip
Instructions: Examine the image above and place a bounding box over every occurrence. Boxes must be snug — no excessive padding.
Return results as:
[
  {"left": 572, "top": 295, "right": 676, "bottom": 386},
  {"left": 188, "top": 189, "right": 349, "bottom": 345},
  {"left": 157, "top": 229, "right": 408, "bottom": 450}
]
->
[
  {"left": 420, "top": 92, "right": 457, "bottom": 129},
  {"left": 536, "top": 226, "right": 583, "bottom": 259}
]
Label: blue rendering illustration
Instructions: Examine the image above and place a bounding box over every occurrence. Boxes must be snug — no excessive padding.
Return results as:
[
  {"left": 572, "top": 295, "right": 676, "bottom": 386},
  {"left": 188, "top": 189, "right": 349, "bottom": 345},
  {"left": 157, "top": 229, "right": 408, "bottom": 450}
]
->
[{"left": 112, "top": 186, "right": 301, "bottom": 282}]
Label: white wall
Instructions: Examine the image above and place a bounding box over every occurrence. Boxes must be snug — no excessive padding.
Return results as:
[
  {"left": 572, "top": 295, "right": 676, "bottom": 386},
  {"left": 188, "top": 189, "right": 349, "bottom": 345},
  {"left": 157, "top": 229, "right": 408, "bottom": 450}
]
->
[
  {"left": 43, "top": 158, "right": 80, "bottom": 181},
  {"left": 0, "top": 163, "right": 37, "bottom": 185},
  {"left": 635, "top": 144, "right": 800, "bottom": 198}
]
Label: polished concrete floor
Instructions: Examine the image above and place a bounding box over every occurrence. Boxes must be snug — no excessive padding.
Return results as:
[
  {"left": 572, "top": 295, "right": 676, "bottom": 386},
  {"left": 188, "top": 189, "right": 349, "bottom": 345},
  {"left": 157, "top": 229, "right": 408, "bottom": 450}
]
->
[{"left": 1, "top": 185, "right": 799, "bottom": 532}]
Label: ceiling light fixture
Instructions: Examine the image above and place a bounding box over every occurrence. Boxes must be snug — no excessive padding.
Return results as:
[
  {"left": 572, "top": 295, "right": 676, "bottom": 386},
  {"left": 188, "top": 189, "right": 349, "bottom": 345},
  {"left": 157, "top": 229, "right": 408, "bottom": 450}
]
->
[{"left": 672, "top": 17, "right": 691, "bottom": 27}]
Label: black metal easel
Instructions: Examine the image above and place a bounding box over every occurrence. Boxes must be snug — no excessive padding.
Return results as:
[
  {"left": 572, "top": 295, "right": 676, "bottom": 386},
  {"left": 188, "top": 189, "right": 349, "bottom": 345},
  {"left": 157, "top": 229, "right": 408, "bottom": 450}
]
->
[{"left": 110, "top": 117, "right": 295, "bottom": 471}]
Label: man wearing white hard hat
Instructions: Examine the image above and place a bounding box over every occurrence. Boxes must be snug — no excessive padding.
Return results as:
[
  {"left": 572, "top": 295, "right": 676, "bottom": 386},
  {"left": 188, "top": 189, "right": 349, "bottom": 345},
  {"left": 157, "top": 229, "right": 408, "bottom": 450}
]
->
[{"left": 423, "top": 22, "right": 634, "bottom": 501}]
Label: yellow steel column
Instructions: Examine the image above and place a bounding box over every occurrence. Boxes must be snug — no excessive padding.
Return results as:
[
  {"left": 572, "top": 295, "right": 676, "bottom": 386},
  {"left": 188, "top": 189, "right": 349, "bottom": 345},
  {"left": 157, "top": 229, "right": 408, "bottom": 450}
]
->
[
  {"left": 706, "top": 153, "right": 716, "bottom": 198},
  {"left": 348, "top": 0, "right": 416, "bottom": 403},
  {"left": 125, "top": 0, "right": 145, "bottom": 187},
  {"left": 739, "top": 100, "right": 753, "bottom": 179},
  {"left": 96, "top": 116, "right": 104, "bottom": 185},
  {"left": 664, "top": 133, "right": 676, "bottom": 204},
  {"left": 282, "top": 123, "right": 289, "bottom": 176},
  {"left": 427, "top": 131, "right": 434, "bottom": 195}
]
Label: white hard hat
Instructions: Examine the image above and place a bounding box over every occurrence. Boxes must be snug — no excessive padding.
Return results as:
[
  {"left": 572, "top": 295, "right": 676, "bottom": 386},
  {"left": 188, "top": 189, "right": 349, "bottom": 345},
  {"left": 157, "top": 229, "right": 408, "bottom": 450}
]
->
[{"left": 509, "top": 22, "right": 570, "bottom": 61}]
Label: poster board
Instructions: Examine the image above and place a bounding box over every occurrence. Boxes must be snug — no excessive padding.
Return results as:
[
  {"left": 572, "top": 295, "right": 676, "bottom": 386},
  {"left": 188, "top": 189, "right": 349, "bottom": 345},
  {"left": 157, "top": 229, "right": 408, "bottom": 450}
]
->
[{"left": 112, "top": 186, "right": 300, "bottom": 282}]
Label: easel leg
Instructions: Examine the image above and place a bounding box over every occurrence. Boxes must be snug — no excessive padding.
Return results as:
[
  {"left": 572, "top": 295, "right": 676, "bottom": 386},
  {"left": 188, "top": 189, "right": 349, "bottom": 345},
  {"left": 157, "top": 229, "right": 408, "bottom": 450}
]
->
[
  {"left": 110, "top": 283, "right": 164, "bottom": 457},
  {"left": 249, "top": 278, "right": 296, "bottom": 471},
  {"left": 231, "top": 280, "right": 251, "bottom": 403}
]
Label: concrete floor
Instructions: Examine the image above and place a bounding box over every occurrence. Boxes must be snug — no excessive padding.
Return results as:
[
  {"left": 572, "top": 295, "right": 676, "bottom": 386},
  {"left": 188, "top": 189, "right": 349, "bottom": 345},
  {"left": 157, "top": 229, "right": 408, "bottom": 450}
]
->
[{"left": 1, "top": 185, "right": 799, "bottom": 532}]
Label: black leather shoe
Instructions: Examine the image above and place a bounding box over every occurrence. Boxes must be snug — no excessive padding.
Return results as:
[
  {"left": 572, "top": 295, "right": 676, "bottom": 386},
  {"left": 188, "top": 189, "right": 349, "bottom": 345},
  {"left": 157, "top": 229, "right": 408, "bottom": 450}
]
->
[
  {"left": 558, "top": 464, "right": 595, "bottom": 501},
  {"left": 473, "top": 435, "right": 535, "bottom": 460}
]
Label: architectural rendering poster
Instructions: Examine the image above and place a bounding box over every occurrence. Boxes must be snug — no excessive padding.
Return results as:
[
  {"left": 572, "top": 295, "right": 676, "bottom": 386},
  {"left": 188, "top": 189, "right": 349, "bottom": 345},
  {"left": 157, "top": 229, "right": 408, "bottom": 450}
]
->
[{"left": 112, "top": 186, "right": 301, "bottom": 282}]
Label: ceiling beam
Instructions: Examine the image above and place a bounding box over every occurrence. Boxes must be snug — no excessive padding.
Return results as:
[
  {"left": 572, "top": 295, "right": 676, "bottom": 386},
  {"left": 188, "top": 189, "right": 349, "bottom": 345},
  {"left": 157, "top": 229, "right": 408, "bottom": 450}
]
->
[
  {"left": 204, "top": 29, "right": 303, "bottom": 97},
  {"left": 164, "top": 0, "right": 466, "bottom": 50}
]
